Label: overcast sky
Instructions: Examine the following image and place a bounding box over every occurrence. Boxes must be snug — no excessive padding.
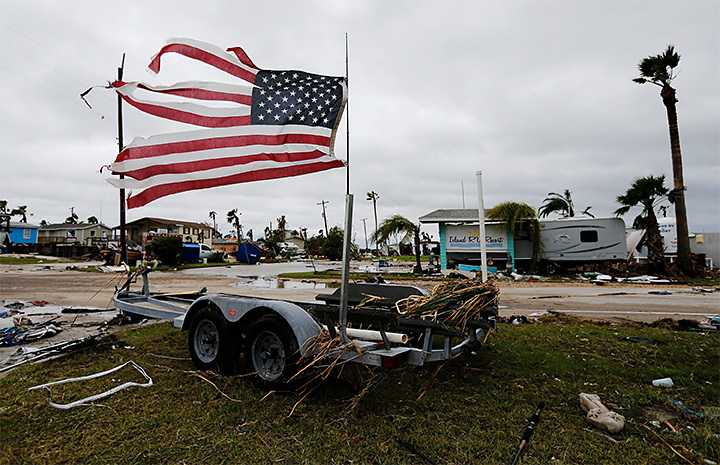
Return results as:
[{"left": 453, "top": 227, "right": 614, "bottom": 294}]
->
[{"left": 1, "top": 0, "right": 718, "bottom": 244}]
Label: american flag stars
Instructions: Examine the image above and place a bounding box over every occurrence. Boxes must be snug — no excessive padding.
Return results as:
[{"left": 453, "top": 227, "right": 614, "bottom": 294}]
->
[{"left": 251, "top": 70, "right": 344, "bottom": 128}]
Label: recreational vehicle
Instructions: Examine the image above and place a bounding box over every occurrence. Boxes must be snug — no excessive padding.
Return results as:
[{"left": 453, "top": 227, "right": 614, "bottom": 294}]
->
[{"left": 419, "top": 209, "right": 627, "bottom": 273}]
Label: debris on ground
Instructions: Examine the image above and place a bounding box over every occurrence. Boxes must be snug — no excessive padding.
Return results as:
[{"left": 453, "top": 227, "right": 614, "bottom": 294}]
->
[
  {"left": 691, "top": 287, "right": 716, "bottom": 294},
  {"left": 395, "top": 279, "right": 499, "bottom": 328},
  {"left": 652, "top": 377, "right": 674, "bottom": 388},
  {"left": 0, "top": 334, "right": 100, "bottom": 374},
  {"left": 619, "top": 336, "right": 668, "bottom": 345},
  {"left": 28, "top": 360, "right": 153, "bottom": 409},
  {"left": 579, "top": 393, "right": 625, "bottom": 434}
]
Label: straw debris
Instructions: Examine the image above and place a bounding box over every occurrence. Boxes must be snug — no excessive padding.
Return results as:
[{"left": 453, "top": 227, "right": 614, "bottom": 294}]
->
[{"left": 395, "top": 278, "right": 500, "bottom": 328}]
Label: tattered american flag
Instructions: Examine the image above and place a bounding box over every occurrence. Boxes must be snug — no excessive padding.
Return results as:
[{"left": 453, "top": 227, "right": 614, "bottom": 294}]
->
[{"left": 107, "top": 38, "right": 347, "bottom": 208}]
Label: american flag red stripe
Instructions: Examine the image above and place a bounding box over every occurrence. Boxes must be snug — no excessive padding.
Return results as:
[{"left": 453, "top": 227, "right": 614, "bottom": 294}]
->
[
  {"left": 123, "top": 160, "right": 343, "bottom": 209},
  {"left": 148, "top": 38, "right": 259, "bottom": 83},
  {"left": 107, "top": 39, "right": 347, "bottom": 208}
]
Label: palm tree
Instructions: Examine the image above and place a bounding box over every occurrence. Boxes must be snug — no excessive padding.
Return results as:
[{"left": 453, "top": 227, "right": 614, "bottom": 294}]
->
[
  {"left": 10, "top": 205, "right": 29, "bottom": 223},
  {"left": 614, "top": 175, "right": 676, "bottom": 274},
  {"left": 634, "top": 45, "right": 693, "bottom": 276},
  {"left": 539, "top": 190, "right": 575, "bottom": 218},
  {"left": 226, "top": 209, "right": 242, "bottom": 243},
  {"left": 208, "top": 211, "right": 217, "bottom": 238},
  {"left": 277, "top": 215, "right": 287, "bottom": 241},
  {"left": 371, "top": 215, "right": 422, "bottom": 274},
  {"left": 366, "top": 191, "right": 380, "bottom": 253},
  {"left": 539, "top": 190, "right": 594, "bottom": 218},
  {"left": 486, "top": 202, "right": 538, "bottom": 273},
  {"left": 65, "top": 211, "right": 78, "bottom": 224}
]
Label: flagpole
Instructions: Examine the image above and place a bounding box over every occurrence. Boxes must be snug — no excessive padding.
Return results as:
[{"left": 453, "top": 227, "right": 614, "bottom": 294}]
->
[
  {"left": 118, "top": 53, "right": 127, "bottom": 265},
  {"left": 345, "top": 33, "right": 350, "bottom": 196},
  {"left": 338, "top": 34, "right": 352, "bottom": 343}
]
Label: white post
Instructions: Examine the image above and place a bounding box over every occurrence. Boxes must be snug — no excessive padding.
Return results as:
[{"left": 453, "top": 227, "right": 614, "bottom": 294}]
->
[
  {"left": 476, "top": 171, "right": 488, "bottom": 282},
  {"left": 338, "top": 193, "right": 354, "bottom": 342}
]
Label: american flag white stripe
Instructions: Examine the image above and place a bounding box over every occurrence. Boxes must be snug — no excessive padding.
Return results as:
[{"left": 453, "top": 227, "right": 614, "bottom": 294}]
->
[
  {"left": 113, "top": 81, "right": 252, "bottom": 127},
  {"left": 111, "top": 125, "right": 335, "bottom": 181},
  {"left": 109, "top": 154, "right": 343, "bottom": 190},
  {"left": 148, "top": 38, "right": 259, "bottom": 83},
  {"left": 125, "top": 81, "right": 255, "bottom": 104}
]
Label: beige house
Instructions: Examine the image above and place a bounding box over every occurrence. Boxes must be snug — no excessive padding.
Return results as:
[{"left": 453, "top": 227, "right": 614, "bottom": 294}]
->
[
  {"left": 118, "top": 217, "right": 213, "bottom": 247},
  {"left": 38, "top": 223, "right": 113, "bottom": 246}
]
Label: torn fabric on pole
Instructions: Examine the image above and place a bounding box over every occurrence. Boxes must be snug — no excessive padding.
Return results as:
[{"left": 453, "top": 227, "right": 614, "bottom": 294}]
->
[{"left": 107, "top": 38, "right": 347, "bottom": 208}]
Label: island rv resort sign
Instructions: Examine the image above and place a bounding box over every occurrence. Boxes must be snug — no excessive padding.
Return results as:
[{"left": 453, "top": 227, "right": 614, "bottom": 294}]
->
[{"left": 446, "top": 224, "right": 507, "bottom": 252}]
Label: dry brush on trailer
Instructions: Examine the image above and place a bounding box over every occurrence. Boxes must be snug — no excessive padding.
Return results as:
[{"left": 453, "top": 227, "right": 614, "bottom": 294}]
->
[{"left": 113, "top": 262, "right": 499, "bottom": 390}]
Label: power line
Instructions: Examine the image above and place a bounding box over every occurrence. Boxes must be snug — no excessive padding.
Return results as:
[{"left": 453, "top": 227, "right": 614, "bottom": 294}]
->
[
  {"left": 1, "top": 22, "right": 107, "bottom": 80},
  {"left": 0, "top": 63, "right": 106, "bottom": 118}
]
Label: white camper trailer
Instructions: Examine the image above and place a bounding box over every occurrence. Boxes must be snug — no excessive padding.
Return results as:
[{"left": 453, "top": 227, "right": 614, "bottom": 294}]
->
[
  {"left": 419, "top": 209, "right": 628, "bottom": 273},
  {"left": 538, "top": 217, "right": 628, "bottom": 273}
]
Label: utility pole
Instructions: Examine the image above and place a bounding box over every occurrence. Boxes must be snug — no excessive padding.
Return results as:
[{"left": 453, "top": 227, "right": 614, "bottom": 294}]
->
[
  {"left": 117, "top": 54, "right": 127, "bottom": 265},
  {"left": 318, "top": 200, "right": 329, "bottom": 236},
  {"left": 361, "top": 218, "right": 368, "bottom": 251}
]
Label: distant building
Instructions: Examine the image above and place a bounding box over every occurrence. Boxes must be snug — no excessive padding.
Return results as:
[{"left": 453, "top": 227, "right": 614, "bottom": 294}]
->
[
  {"left": 39, "top": 223, "right": 112, "bottom": 247},
  {"left": 7, "top": 222, "right": 40, "bottom": 244},
  {"left": 118, "top": 217, "right": 213, "bottom": 247}
]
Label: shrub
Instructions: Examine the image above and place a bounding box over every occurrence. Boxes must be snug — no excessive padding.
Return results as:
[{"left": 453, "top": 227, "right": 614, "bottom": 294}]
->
[{"left": 147, "top": 236, "right": 182, "bottom": 266}]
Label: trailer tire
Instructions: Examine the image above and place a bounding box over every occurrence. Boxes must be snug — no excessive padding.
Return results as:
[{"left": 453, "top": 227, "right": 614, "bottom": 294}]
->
[
  {"left": 244, "top": 315, "right": 299, "bottom": 389},
  {"left": 188, "top": 306, "right": 240, "bottom": 374}
]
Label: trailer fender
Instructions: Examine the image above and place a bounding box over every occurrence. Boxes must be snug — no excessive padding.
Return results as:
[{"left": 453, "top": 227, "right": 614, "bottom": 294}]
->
[{"left": 181, "top": 295, "right": 322, "bottom": 357}]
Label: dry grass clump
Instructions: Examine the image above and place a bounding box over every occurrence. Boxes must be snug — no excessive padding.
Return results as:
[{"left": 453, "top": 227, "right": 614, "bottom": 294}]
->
[{"left": 395, "top": 279, "right": 500, "bottom": 328}]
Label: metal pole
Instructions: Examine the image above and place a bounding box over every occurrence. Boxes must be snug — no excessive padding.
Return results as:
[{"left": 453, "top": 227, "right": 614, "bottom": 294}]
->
[
  {"left": 118, "top": 54, "right": 127, "bottom": 265},
  {"left": 318, "top": 200, "right": 329, "bottom": 236},
  {"left": 338, "top": 193, "right": 353, "bottom": 343},
  {"left": 361, "top": 218, "right": 368, "bottom": 251},
  {"left": 345, "top": 33, "right": 350, "bottom": 196},
  {"left": 476, "top": 171, "right": 488, "bottom": 282}
]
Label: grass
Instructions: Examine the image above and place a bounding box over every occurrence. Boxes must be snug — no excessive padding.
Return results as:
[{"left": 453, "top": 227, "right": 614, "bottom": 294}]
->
[
  {"left": 0, "top": 257, "right": 66, "bottom": 265},
  {"left": 1, "top": 315, "right": 718, "bottom": 464}
]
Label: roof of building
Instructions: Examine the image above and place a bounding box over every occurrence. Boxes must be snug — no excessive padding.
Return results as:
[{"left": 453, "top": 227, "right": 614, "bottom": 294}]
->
[
  {"left": 40, "top": 223, "right": 112, "bottom": 231},
  {"left": 9, "top": 222, "right": 40, "bottom": 229},
  {"left": 419, "top": 209, "right": 484, "bottom": 223},
  {"left": 118, "top": 217, "right": 211, "bottom": 230}
]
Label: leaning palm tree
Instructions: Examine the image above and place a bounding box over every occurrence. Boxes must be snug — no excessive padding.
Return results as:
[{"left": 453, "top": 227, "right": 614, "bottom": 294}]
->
[
  {"left": 10, "top": 205, "right": 29, "bottom": 223},
  {"left": 539, "top": 190, "right": 575, "bottom": 218},
  {"left": 486, "top": 202, "right": 539, "bottom": 273},
  {"left": 208, "top": 211, "right": 217, "bottom": 238},
  {"left": 539, "top": 190, "right": 594, "bottom": 218},
  {"left": 614, "top": 175, "right": 676, "bottom": 274},
  {"left": 371, "top": 215, "right": 422, "bottom": 274},
  {"left": 633, "top": 45, "right": 693, "bottom": 276},
  {"left": 226, "top": 209, "right": 242, "bottom": 242}
]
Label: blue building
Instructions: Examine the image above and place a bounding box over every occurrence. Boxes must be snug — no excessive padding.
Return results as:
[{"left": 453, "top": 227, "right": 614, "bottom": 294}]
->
[{"left": 8, "top": 222, "right": 39, "bottom": 244}]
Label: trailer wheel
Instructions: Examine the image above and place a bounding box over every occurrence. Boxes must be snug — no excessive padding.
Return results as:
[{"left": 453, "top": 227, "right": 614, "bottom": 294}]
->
[
  {"left": 244, "top": 315, "right": 299, "bottom": 389},
  {"left": 543, "top": 261, "right": 561, "bottom": 275},
  {"left": 188, "top": 306, "right": 239, "bottom": 374}
]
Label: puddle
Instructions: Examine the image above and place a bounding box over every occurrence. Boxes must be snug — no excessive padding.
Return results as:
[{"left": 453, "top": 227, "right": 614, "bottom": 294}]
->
[{"left": 231, "top": 278, "right": 338, "bottom": 290}]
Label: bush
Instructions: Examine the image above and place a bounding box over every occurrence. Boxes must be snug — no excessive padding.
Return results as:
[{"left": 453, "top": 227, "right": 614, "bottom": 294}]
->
[
  {"left": 147, "top": 236, "right": 182, "bottom": 266},
  {"left": 209, "top": 250, "right": 226, "bottom": 263}
]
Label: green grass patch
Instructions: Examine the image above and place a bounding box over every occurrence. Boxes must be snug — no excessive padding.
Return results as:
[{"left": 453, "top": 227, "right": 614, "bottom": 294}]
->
[
  {"left": 1, "top": 316, "right": 718, "bottom": 464},
  {"left": 0, "top": 257, "right": 65, "bottom": 265}
]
